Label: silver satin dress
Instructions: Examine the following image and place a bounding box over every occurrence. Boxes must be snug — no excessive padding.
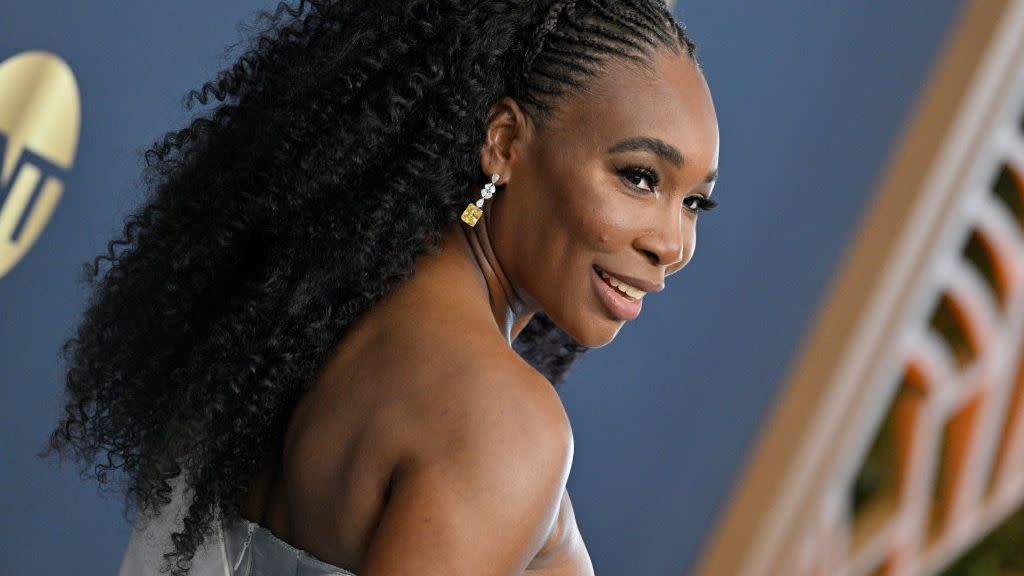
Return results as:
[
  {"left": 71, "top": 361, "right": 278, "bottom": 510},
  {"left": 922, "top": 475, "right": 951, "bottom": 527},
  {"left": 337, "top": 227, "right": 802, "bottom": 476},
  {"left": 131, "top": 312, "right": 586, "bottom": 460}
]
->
[{"left": 117, "top": 474, "right": 358, "bottom": 576}]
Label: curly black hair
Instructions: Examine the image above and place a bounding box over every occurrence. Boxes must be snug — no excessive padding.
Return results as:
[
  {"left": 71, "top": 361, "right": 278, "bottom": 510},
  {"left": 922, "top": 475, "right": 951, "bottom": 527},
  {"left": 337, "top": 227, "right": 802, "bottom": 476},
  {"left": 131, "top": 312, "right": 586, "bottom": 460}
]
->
[{"left": 41, "top": 0, "right": 698, "bottom": 573}]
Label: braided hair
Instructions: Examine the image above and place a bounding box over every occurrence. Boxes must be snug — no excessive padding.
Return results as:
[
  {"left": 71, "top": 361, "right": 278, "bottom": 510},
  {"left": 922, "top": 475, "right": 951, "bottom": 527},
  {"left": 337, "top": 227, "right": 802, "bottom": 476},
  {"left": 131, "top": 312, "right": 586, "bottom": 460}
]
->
[
  {"left": 516, "top": 0, "right": 697, "bottom": 119},
  {"left": 42, "top": 1, "right": 699, "bottom": 574}
]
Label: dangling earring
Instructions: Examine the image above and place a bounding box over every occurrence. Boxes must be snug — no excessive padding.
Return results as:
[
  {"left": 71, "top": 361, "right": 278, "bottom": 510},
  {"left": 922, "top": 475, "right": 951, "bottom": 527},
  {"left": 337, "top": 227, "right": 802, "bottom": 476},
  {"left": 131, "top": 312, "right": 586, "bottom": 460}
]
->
[{"left": 461, "top": 173, "right": 501, "bottom": 227}]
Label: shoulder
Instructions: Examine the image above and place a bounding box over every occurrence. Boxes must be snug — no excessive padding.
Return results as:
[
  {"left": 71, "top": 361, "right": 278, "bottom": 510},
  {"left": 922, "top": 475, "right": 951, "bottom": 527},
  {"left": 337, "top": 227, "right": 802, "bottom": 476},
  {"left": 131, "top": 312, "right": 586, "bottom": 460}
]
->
[
  {"left": 401, "top": 340, "right": 573, "bottom": 471},
  {"left": 359, "top": 343, "right": 574, "bottom": 574},
  {"left": 395, "top": 340, "right": 574, "bottom": 482}
]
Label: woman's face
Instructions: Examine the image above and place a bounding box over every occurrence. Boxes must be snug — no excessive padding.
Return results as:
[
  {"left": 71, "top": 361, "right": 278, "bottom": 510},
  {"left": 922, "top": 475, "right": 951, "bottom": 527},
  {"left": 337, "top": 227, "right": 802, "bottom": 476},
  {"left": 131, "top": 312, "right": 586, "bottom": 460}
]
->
[{"left": 490, "top": 49, "right": 719, "bottom": 348}]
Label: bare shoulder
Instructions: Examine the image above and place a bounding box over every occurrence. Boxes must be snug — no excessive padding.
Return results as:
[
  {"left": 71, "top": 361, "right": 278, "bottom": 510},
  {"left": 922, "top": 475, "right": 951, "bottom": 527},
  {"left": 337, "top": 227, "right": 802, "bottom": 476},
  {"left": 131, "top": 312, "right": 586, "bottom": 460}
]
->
[
  {"left": 395, "top": 340, "right": 575, "bottom": 503},
  {"left": 386, "top": 328, "right": 573, "bottom": 467},
  {"left": 423, "top": 349, "right": 570, "bottom": 454},
  {"left": 359, "top": 340, "right": 575, "bottom": 575}
]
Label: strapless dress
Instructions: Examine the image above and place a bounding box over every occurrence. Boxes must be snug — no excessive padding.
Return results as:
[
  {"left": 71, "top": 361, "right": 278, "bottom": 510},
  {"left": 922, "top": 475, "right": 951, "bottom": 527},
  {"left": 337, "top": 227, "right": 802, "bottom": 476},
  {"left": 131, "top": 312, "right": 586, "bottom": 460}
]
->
[{"left": 117, "top": 474, "right": 358, "bottom": 576}]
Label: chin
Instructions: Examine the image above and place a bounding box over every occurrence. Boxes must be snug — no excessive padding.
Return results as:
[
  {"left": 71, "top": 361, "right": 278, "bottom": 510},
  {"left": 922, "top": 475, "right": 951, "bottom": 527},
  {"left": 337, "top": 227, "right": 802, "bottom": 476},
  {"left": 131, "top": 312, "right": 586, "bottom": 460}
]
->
[
  {"left": 561, "top": 317, "right": 623, "bottom": 349},
  {"left": 536, "top": 298, "right": 624, "bottom": 349}
]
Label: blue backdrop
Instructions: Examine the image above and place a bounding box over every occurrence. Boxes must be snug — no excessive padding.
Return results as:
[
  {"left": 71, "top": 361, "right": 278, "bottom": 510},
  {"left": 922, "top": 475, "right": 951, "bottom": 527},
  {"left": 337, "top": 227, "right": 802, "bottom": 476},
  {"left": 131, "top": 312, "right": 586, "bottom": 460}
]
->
[{"left": 0, "top": 1, "right": 963, "bottom": 574}]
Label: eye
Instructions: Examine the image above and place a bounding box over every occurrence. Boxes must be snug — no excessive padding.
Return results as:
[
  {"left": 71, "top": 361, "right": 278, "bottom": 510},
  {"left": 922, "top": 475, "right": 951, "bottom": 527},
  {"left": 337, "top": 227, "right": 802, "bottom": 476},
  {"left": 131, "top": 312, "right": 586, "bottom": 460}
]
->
[
  {"left": 683, "top": 194, "right": 718, "bottom": 214},
  {"left": 617, "top": 165, "right": 660, "bottom": 194}
]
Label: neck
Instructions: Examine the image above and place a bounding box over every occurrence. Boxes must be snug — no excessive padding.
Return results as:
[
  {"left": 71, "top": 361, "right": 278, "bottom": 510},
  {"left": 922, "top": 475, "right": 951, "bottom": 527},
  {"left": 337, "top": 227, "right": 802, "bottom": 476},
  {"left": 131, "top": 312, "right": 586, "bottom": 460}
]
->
[{"left": 452, "top": 204, "right": 537, "bottom": 345}]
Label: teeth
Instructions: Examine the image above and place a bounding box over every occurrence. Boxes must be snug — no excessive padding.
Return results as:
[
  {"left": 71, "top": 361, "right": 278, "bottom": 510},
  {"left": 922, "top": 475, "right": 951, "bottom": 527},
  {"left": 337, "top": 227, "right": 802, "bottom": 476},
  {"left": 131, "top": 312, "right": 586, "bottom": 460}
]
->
[{"left": 598, "top": 268, "right": 647, "bottom": 299}]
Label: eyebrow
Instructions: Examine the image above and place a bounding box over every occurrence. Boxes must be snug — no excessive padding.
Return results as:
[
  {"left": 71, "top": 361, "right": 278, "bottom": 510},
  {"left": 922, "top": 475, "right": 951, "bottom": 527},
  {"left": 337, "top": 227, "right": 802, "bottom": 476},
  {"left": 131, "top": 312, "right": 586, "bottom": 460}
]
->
[
  {"left": 607, "top": 137, "right": 683, "bottom": 167},
  {"left": 607, "top": 136, "right": 719, "bottom": 184}
]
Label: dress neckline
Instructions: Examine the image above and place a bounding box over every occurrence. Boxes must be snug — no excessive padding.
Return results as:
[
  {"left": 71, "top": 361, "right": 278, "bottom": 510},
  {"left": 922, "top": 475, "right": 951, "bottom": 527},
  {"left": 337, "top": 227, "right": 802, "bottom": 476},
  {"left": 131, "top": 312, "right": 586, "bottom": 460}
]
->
[{"left": 223, "top": 514, "right": 359, "bottom": 575}]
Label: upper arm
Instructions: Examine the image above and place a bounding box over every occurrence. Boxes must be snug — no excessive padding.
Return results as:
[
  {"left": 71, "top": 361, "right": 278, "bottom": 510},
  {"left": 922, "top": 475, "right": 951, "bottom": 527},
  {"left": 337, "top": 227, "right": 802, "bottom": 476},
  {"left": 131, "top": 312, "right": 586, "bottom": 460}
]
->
[{"left": 359, "top": 369, "right": 573, "bottom": 576}]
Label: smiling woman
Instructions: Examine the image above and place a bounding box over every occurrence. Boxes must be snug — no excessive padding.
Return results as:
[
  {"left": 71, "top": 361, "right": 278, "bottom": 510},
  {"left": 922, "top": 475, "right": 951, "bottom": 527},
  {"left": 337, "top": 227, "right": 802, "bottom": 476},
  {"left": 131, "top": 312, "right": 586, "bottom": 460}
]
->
[
  {"left": 41, "top": 1, "right": 718, "bottom": 575},
  {"left": 495, "top": 54, "right": 719, "bottom": 339},
  {"left": 502, "top": 52, "right": 720, "bottom": 339}
]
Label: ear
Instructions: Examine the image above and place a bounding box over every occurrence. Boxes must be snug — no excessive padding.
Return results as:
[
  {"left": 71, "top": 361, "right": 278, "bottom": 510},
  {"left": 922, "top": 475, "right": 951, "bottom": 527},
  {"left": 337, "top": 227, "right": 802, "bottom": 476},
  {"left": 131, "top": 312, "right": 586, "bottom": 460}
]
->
[{"left": 480, "top": 97, "right": 532, "bottom": 185}]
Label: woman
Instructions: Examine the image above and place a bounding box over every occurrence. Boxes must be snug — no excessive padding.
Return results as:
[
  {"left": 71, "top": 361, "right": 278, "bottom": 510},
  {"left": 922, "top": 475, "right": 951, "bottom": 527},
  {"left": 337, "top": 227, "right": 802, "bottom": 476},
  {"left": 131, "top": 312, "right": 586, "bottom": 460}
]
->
[{"left": 43, "top": 0, "right": 719, "bottom": 574}]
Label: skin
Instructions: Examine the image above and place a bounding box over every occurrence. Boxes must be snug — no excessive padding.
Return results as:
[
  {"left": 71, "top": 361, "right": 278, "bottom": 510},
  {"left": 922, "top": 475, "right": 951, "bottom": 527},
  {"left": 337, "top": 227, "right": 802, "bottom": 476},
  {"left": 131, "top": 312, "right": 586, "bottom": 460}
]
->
[{"left": 237, "top": 48, "right": 718, "bottom": 576}]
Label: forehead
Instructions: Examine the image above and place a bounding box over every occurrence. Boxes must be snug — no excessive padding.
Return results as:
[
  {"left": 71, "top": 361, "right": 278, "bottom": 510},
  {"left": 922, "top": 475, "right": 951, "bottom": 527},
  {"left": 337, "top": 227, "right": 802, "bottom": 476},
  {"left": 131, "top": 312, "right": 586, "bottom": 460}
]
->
[{"left": 543, "top": 50, "right": 719, "bottom": 174}]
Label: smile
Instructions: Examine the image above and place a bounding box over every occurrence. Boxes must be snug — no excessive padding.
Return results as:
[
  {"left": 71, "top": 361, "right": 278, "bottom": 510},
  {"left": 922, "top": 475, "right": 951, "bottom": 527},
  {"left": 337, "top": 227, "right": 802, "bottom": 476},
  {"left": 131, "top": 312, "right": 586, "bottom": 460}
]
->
[
  {"left": 596, "top": 268, "right": 647, "bottom": 299},
  {"left": 592, "top": 265, "right": 644, "bottom": 321}
]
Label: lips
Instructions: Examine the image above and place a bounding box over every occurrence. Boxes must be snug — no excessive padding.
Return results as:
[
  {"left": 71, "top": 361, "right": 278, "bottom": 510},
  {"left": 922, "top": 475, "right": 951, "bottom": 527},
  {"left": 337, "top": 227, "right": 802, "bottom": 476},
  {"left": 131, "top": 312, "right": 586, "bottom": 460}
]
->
[
  {"left": 594, "top": 266, "right": 641, "bottom": 300},
  {"left": 593, "top": 265, "right": 665, "bottom": 294},
  {"left": 592, "top": 265, "right": 643, "bottom": 321},
  {"left": 597, "top": 268, "right": 648, "bottom": 300}
]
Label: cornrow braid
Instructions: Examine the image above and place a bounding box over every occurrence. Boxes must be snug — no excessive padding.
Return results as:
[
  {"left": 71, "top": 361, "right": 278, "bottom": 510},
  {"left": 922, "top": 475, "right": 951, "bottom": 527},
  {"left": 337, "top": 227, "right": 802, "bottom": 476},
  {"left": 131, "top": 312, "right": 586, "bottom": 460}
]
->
[
  {"left": 653, "top": 1, "right": 698, "bottom": 56},
  {"left": 514, "top": 0, "right": 699, "bottom": 121},
  {"left": 520, "top": 0, "right": 577, "bottom": 89}
]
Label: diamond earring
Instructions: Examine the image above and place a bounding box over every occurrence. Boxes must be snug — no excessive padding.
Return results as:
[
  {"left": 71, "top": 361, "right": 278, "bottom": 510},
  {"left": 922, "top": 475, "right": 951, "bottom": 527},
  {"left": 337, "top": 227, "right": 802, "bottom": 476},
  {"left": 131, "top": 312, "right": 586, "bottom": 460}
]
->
[{"left": 461, "top": 173, "right": 501, "bottom": 227}]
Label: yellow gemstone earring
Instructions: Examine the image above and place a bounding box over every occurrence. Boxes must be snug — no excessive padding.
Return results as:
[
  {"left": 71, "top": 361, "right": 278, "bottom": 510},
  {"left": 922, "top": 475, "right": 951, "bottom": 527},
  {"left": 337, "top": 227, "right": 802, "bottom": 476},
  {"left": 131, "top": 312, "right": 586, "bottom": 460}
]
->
[{"left": 460, "top": 173, "right": 501, "bottom": 227}]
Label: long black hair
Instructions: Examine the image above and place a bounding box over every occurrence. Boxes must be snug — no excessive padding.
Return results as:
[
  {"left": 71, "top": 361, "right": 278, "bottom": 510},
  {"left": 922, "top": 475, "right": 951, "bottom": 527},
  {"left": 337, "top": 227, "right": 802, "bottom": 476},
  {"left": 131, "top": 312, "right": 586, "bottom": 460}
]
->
[{"left": 42, "top": 1, "right": 697, "bottom": 573}]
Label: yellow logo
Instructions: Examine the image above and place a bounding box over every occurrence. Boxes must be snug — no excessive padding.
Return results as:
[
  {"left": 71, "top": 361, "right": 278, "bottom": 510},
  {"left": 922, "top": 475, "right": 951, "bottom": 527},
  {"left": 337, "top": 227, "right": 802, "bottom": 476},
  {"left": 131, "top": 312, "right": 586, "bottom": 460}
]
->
[{"left": 0, "top": 51, "right": 80, "bottom": 279}]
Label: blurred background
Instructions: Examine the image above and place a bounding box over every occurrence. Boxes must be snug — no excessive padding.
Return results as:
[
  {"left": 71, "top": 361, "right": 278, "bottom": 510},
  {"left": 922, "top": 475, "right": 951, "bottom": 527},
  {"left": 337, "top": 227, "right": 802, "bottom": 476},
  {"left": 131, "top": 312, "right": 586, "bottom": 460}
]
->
[{"left": 8, "top": 1, "right": 1024, "bottom": 575}]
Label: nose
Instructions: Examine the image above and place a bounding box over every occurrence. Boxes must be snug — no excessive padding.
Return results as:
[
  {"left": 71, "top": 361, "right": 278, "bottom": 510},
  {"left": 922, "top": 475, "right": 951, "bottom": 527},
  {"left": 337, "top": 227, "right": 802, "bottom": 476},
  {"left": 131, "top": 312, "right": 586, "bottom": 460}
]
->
[{"left": 633, "top": 205, "right": 692, "bottom": 272}]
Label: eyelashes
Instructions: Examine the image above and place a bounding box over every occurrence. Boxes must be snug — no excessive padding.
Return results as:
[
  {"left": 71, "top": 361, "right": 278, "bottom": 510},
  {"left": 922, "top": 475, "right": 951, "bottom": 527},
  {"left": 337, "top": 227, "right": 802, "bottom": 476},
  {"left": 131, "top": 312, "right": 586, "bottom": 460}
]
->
[
  {"left": 684, "top": 195, "right": 718, "bottom": 213},
  {"left": 616, "top": 165, "right": 719, "bottom": 214},
  {"left": 617, "top": 164, "right": 661, "bottom": 191}
]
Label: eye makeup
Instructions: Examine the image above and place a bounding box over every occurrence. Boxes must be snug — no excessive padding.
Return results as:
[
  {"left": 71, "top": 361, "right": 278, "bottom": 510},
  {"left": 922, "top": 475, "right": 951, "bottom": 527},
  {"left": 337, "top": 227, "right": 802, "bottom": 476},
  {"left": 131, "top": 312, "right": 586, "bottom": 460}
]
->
[{"left": 615, "top": 164, "right": 718, "bottom": 214}]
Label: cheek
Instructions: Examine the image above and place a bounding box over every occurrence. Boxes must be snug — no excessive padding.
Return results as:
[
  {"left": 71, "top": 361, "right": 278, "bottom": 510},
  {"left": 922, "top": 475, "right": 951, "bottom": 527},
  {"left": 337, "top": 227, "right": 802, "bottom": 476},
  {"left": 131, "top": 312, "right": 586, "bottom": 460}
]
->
[
  {"left": 532, "top": 141, "right": 631, "bottom": 251},
  {"left": 558, "top": 184, "right": 634, "bottom": 253}
]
